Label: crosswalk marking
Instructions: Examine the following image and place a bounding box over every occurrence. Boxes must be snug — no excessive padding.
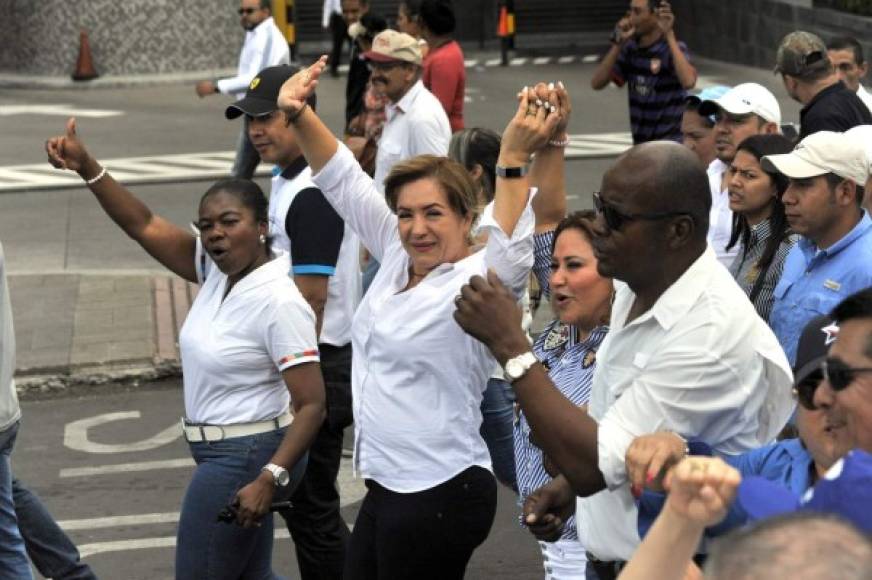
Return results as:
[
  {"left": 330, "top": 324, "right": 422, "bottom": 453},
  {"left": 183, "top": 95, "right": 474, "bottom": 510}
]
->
[
  {"left": 0, "top": 104, "right": 123, "bottom": 118},
  {"left": 0, "top": 133, "right": 635, "bottom": 194}
]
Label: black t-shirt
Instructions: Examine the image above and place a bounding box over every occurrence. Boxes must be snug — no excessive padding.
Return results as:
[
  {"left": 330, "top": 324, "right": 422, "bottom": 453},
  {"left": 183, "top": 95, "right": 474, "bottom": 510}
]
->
[
  {"left": 345, "top": 45, "right": 371, "bottom": 126},
  {"left": 799, "top": 81, "right": 872, "bottom": 140}
]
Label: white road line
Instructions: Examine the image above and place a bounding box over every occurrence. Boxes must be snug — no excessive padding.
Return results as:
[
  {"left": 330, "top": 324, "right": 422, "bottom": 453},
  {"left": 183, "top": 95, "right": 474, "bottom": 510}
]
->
[
  {"left": 558, "top": 56, "right": 577, "bottom": 64},
  {"left": 582, "top": 54, "right": 599, "bottom": 63},
  {"left": 485, "top": 58, "right": 502, "bottom": 67},
  {"left": 60, "top": 458, "right": 195, "bottom": 478},
  {"left": 464, "top": 59, "right": 479, "bottom": 67},
  {"left": 510, "top": 57, "right": 527, "bottom": 66},
  {"left": 59, "top": 512, "right": 181, "bottom": 531},
  {"left": 533, "top": 57, "right": 551, "bottom": 65},
  {"left": 64, "top": 412, "right": 181, "bottom": 454},
  {"left": 0, "top": 104, "right": 123, "bottom": 118}
]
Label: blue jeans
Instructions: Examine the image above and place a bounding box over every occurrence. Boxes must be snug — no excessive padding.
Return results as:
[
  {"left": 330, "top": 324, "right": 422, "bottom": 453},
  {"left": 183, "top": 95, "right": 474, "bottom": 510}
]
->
[
  {"left": 175, "top": 428, "right": 307, "bottom": 580},
  {"left": 13, "top": 479, "right": 95, "bottom": 580},
  {"left": 479, "top": 378, "right": 518, "bottom": 492},
  {"left": 0, "top": 421, "right": 33, "bottom": 579}
]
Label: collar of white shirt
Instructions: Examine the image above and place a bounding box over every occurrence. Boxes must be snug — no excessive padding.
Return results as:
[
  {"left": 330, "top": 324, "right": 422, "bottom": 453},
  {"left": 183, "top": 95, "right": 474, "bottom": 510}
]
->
[{"left": 385, "top": 80, "right": 425, "bottom": 122}]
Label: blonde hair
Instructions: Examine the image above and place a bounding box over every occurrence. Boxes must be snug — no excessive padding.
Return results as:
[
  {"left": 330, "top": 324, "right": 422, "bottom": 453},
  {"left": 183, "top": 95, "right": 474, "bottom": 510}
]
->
[{"left": 384, "top": 155, "right": 481, "bottom": 225}]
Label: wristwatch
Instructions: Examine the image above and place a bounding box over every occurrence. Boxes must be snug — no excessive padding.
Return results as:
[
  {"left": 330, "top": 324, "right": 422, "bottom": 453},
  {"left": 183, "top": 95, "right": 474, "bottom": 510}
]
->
[
  {"left": 262, "top": 463, "right": 290, "bottom": 487},
  {"left": 495, "top": 165, "right": 529, "bottom": 179},
  {"left": 503, "top": 352, "right": 539, "bottom": 383}
]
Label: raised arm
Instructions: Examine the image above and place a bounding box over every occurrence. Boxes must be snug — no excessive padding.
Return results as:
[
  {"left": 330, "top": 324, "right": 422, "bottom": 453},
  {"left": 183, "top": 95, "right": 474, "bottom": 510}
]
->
[
  {"left": 277, "top": 56, "right": 339, "bottom": 174},
  {"left": 591, "top": 13, "right": 632, "bottom": 90},
  {"left": 529, "top": 82, "right": 570, "bottom": 233},
  {"left": 657, "top": 2, "right": 697, "bottom": 90},
  {"left": 45, "top": 118, "right": 197, "bottom": 282}
]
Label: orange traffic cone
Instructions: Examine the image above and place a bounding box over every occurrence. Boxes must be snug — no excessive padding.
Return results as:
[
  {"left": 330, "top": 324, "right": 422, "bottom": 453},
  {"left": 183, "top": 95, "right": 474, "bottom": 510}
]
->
[{"left": 72, "top": 29, "right": 99, "bottom": 81}]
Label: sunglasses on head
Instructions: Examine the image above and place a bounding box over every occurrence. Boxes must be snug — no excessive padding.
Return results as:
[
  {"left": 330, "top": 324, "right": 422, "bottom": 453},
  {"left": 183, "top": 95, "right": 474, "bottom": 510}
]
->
[
  {"left": 823, "top": 357, "right": 872, "bottom": 392},
  {"left": 592, "top": 192, "right": 689, "bottom": 231},
  {"left": 238, "top": 7, "right": 258, "bottom": 15}
]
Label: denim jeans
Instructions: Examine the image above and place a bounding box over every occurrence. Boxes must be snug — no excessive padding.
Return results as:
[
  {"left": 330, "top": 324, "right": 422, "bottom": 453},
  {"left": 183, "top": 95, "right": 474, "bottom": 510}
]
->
[
  {"left": 175, "top": 428, "right": 307, "bottom": 580},
  {"left": 479, "top": 378, "right": 518, "bottom": 492},
  {"left": 0, "top": 421, "right": 33, "bottom": 579},
  {"left": 13, "top": 479, "right": 96, "bottom": 580}
]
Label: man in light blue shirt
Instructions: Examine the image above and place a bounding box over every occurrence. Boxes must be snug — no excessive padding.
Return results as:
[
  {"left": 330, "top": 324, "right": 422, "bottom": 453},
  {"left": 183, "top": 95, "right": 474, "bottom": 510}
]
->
[{"left": 764, "top": 130, "right": 872, "bottom": 364}]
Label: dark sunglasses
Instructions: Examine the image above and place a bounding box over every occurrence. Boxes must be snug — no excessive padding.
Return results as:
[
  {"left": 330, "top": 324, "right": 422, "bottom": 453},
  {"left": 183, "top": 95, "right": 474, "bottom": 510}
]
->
[
  {"left": 238, "top": 7, "right": 258, "bottom": 15},
  {"left": 592, "top": 192, "right": 689, "bottom": 231},
  {"left": 823, "top": 357, "right": 872, "bottom": 392},
  {"left": 793, "top": 369, "right": 823, "bottom": 410}
]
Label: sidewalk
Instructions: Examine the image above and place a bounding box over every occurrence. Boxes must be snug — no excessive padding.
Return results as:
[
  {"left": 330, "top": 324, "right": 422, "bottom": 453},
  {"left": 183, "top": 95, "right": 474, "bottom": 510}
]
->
[{"left": 10, "top": 272, "right": 196, "bottom": 393}]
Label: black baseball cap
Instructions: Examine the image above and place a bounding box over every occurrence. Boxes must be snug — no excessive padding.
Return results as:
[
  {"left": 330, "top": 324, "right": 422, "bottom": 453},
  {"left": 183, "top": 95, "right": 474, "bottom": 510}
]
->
[
  {"left": 225, "top": 64, "right": 317, "bottom": 120},
  {"left": 794, "top": 314, "right": 837, "bottom": 386}
]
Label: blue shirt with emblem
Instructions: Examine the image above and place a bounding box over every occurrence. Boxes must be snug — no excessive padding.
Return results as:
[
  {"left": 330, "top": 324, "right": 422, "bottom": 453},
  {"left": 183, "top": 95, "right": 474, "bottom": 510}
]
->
[{"left": 770, "top": 212, "right": 872, "bottom": 365}]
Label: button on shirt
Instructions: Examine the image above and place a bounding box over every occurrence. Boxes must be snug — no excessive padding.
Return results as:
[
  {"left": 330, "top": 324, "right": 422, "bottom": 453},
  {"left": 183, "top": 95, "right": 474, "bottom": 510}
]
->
[
  {"left": 312, "top": 144, "right": 535, "bottom": 493},
  {"left": 180, "top": 243, "right": 319, "bottom": 425},
  {"left": 577, "top": 247, "right": 794, "bottom": 561},
  {"left": 707, "top": 159, "right": 738, "bottom": 268},
  {"left": 216, "top": 17, "right": 290, "bottom": 99},
  {"left": 771, "top": 212, "right": 872, "bottom": 365},
  {"left": 373, "top": 80, "right": 450, "bottom": 193}
]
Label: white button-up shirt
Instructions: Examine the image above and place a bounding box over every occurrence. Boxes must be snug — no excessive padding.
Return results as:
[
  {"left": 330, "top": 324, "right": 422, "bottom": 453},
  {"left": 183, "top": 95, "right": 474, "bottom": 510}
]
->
[
  {"left": 577, "top": 247, "right": 794, "bottom": 561},
  {"left": 374, "top": 80, "right": 451, "bottom": 193},
  {"left": 707, "top": 158, "right": 739, "bottom": 269},
  {"left": 0, "top": 242, "right": 20, "bottom": 432},
  {"left": 313, "top": 144, "right": 535, "bottom": 492},
  {"left": 216, "top": 17, "right": 290, "bottom": 99},
  {"left": 180, "top": 244, "right": 319, "bottom": 425}
]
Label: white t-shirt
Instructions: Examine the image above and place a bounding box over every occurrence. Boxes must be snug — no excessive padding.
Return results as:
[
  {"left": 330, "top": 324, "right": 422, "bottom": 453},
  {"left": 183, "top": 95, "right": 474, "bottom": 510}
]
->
[
  {"left": 269, "top": 159, "right": 361, "bottom": 347},
  {"left": 312, "top": 144, "right": 535, "bottom": 493},
  {"left": 0, "top": 242, "right": 20, "bottom": 432},
  {"left": 577, "top": 247, "right": 794, "bottom": 561},
  {"left": 707, "top": 158, "right": 739, "bottom": 269},
  {"left": 179, "top": 243, "right": 319, "bottom": 425}
]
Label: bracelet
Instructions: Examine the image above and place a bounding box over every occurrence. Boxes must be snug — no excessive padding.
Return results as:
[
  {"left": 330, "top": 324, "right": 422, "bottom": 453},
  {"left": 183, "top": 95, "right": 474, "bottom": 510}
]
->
[
  {"left": 495, "top": 165, "right": 529, "bottom": 179},
  {"left": 84, "top": 166, "right": 107, "bottom": 185},
  {"left": 548, "top": 134, "right": 571, "bottom": 148},
  {"left": 285, "top": 103, "right": 309, "bottom": 127}
]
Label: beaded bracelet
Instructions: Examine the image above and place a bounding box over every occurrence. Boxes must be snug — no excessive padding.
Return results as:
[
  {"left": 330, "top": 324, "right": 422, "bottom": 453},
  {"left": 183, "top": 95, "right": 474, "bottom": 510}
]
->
[
  {"left": 548, "top": 134, "right": 571, "bottom": 148},
  {"left": 85, "top": 166, "right": 107, "bottom": 185}
]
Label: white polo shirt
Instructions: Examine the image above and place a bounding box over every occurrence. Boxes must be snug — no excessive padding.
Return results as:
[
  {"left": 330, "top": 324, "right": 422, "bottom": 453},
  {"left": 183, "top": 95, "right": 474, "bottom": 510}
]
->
[
  {"left": 373, "top": 80, "right": 451, "bottom": 193},
  {"left": 179, "top": 242, "right": 319, "bottom": 425},
  {"left": 313, "top": 144, "right": 535, "bottom": 493},
  {"left": 577, "top": 247, "right": 794, "bottom": 561},
  {"left": 857, "top": 85, "right": 872, "bottom": 115},
  {"left": 707, "top": 158, "right": 739, "bottom": 269},
  {"left": 268, "top": 158, "right": 361, "bottom": 347},
  {"left": 216, "top": 17, "right": 290, "bottom": 99}
]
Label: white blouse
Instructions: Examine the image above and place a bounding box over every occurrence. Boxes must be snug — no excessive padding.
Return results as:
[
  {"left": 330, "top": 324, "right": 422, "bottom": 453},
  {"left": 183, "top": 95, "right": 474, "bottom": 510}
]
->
[
  {"left": 312, "top": 144, "right": 535, "bottom": 492},
  {"left": 179, "top": 243, "right": 320, "bottom": 425}
]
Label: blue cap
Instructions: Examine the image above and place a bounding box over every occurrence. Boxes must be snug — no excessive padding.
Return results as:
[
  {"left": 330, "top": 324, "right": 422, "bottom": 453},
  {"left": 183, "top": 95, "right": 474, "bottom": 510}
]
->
[
  {"left": 737, "top": 448, "right": 872, "bottom": 534},
  {"left": 685, "top": 85, "right": 731, "bottom": 123}
]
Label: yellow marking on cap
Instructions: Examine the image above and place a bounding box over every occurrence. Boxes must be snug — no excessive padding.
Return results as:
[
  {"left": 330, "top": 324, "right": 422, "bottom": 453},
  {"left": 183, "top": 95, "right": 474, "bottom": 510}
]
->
[{"left": 250, "top": 77, "right": 261, "bottom": 90}]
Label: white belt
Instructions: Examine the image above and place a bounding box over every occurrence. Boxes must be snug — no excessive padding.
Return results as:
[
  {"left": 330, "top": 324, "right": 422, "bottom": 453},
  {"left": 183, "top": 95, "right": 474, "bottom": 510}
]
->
[{"left": 181, "top": 410, "right": 293, "bottom": 443}]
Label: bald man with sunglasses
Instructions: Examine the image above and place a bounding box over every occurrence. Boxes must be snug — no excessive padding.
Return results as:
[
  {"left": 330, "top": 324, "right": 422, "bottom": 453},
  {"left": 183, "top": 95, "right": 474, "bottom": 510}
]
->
[{"left": 454, "top": 141, "right": 794, "bottom": 579}]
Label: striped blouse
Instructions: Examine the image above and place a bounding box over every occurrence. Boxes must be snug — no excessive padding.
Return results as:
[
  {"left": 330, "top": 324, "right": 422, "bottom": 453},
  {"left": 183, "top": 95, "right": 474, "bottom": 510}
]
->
[
  {"left": 514, "top": 231, "right": 609, "bottom": 541},
  {"left": 728, "top": 219, "right": 798, "bottom": 322}
]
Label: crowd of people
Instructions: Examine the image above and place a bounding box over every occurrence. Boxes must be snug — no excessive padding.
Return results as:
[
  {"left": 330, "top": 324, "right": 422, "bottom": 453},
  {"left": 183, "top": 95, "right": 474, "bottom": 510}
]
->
[{"left": 0, "top": 0, "right": 868, "bottom": 578}]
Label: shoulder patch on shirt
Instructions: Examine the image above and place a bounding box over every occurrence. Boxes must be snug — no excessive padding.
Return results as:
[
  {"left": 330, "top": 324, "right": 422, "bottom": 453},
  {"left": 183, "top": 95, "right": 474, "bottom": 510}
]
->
[
  {"left": 650, "top": 57, "right": 661, "bottom": 74},
  {"left": 823, "top": 279, "right": 841, "bottom": 292},
  {"left": 582, "top": 350, "right": 597, "bottom": 369}
]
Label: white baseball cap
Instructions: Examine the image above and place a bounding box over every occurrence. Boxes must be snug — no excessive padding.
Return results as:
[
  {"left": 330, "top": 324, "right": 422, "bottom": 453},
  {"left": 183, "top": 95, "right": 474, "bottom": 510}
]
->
[
  {"left": 844, "top": 125, "right": 872, "bottom": 179},
  {"left": 698, "top": 82, "right": 782, "bottom": 125},
  {"left": 761, "top": 130, "right": 869, "bottom": 185}
]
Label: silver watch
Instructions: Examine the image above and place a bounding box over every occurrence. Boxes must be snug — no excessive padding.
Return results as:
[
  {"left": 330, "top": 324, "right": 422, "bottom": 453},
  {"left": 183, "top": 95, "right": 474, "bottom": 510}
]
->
[
  {"left": 262, "top": 463, "right": 290, "bottom": 487},
  {"left": 503, "top": 352, "right": 539, "bottom": 383}
]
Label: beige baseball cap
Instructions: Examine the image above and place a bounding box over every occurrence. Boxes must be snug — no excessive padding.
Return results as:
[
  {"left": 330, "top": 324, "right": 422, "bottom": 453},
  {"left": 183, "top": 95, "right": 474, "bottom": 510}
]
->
[
  {"left": 362, "top": 30, "right": 422, "bottom": 65},
  {"left": 761, "top": 131, "right": 869, "bottom": 185},
  {"left": 845, "top": 125, "right": 872, "bottom": 180},
  {"left": 775, "top": 31, "right": 831, "bottom": 78}
]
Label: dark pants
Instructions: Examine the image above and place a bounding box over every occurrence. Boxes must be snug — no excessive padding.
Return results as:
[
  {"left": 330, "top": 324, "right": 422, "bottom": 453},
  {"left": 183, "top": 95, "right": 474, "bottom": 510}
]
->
[
  {"left": 344, "top": 466, "right": 497, "bottom": 580},
  {"left": 13, "top": 480, "right": 96, "bottom": 580},
  {"left": 280, "top": 343, "right": 353, "bottom": 580},
  {"left": 328, "top": 12, "right": 348, "bottom": 75},
  {"left": 231, "top": 118, "right": 260, "bottom": 180}
]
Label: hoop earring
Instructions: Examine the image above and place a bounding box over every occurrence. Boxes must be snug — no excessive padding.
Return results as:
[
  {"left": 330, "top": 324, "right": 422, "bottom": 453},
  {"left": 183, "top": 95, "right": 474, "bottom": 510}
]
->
[{"left": 259, "top": 234, "right": 266, "bottom": 245}]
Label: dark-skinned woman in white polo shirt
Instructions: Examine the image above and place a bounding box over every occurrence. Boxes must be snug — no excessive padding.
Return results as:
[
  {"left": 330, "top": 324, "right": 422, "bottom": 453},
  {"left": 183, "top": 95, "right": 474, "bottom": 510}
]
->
[
  {"left": 45, "top": 119, "right": 326, "bottom": 580},
  {"left": 275, "top": 56, "right": 561, "bottom": 579}
]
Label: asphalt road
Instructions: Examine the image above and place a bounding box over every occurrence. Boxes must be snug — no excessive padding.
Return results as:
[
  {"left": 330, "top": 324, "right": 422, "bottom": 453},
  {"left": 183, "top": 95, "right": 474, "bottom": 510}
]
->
[{"left": 1, "top": 49, "right": 805, "bottom": 578}]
